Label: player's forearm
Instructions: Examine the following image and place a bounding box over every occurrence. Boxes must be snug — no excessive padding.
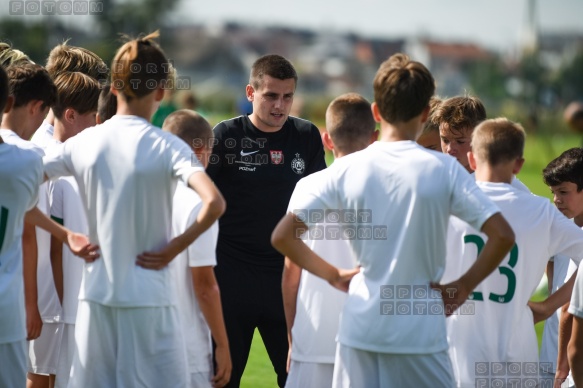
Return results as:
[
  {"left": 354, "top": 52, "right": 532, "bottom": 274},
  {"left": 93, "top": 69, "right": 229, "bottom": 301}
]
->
[
  {"left": 272, "top": 214, "right": 339, "bottom": 284},
  {"left": 50, "top": 235, "right": 64, "bottom": 304},
  {"left": 568, "top": 315, "right": 583, "bottom": 386},
  {"left": 547, "top": 260, "right": 554, "bottom": 294},
  {"left": 557, "top": 306, "right": 573, "bottom": 378},
  {"left": 22, "top": 223, "right": 39, "bottom": 306},
  {"left": 194, "top": 278, "right": 229, "bottom": 348},
  {"left": 282, "top": 258, "right": 301, "bottom": 342},
  {"left": 25, "top": 207, "right": 68, "bottom": 242},
  {"left": 543, "top": 270, "right": 577, "bottom": 316}
]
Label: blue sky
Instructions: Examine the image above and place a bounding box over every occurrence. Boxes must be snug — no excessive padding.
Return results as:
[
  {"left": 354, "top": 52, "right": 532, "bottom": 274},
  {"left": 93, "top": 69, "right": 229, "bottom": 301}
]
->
[{"left": 171, "top": 0, "right": 583, "bottom": 52}]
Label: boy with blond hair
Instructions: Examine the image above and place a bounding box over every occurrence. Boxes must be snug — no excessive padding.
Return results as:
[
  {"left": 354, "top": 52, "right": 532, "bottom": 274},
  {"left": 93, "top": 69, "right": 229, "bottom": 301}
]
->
[
  {"left": 445, "top": 119, "right": 583, "bottom": 388},
  {"left": 282, "top": 93, "right": 377, "bottom": 388},
  {"left": 162, "top": 109, "right": 232, "bottom": 388},
  {"left": 272, "top": 53, "right": 515, "bottom": 387}
]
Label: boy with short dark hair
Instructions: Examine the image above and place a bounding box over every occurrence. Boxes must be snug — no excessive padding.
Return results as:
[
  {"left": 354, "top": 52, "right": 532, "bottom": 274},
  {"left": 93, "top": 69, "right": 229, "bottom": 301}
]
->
[
  {"left": 445, "top": 120, "right": 583, "bottom": 388},
  {"left": 272, "top": 53, "right": 515, "bottom": 387},
  {"left": 541, "top": 148, "right": 583, "bottom": 386}
]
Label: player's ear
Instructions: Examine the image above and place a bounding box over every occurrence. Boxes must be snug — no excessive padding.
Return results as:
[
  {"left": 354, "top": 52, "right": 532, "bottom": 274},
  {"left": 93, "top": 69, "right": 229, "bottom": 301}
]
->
[
  {"left": 321, "top": 131, "right": 334, "bottom": 151},
  {"left": 513, "top": 157, "right": 525, "bottom": 175},
  {"left": 64, "top": 108, "right": 76, "bottom": 124},
  {"left": 245, "top": 84, "right": 255, "bottom": 102},
  {"left": 371, "top": 102, "right": 382, "bottom": 123},
  {"left": 468, "top": 151, "right": 477, "bottom": 171}
]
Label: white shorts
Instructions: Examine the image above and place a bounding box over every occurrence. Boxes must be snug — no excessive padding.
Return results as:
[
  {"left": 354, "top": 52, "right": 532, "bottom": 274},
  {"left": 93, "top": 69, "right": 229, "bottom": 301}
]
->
[
  {"left": 0, "top": 340, "right": 27, "bottom": 387},
  {"left": 332, "top": 344, "right": 455, "bottom": 388},
  {"left": 286, "top": 360, "right": 334, "bottom": 388},
  {"left": 69, "top": 300, "right": 188, "bottom": 388},
  {"left": 190, "top": 371, "right": 213, "bottom": 388},
  {"left": 55, "top": 323, "right": 75, "bottom": 388},
  {"left": 28, "top": 321, "right": 63, "bottom": 375}
]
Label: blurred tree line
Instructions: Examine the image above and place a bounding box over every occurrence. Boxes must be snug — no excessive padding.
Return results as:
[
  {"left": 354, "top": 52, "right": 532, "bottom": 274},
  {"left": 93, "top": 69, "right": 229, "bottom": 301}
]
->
[{"left": 1, "top": 0, "right": 582, "bottom": 129}]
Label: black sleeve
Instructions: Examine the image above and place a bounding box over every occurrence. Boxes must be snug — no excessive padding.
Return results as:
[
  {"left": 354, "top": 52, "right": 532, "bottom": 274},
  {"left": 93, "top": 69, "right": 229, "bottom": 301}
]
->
[{"left": 206, "top": 122, "right": 226, "bottom": 179}]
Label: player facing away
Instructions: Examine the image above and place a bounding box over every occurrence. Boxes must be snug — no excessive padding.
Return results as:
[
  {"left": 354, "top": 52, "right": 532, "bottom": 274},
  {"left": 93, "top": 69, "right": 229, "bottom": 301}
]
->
[
  {"left": 206, "top": 54, "right": 327, "bottom": 387},
  {"left": 272, "top": 53, "right": 515, "bottom": 388},
  {"left": 282, "top": 93, "right": 377, "bottom": 388},
  {"left": 443, "top": 119, "right": 583, "bottom": 388},
  {"left": 45, "top": 71, "right": 100, "bottom": 388},
  {"left": 162, "top": 110, "right": 232, "bottom": 388},
  {"left": 42, "top": 31, "right": 226, "bottom": 387}
]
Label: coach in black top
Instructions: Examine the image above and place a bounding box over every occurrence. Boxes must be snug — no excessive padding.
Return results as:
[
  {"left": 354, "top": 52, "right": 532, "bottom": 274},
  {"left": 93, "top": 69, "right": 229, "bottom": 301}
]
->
[{"left": 207, "top": 54, "right": 326, "bottom": 387}]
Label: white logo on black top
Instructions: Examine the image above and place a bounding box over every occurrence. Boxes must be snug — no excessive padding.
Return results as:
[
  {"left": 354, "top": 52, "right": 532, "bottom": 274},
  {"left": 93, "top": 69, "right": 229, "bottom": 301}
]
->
[
  {"left": 291, "top": 153, "right": 305, "bottom": 175},
  {"left": 240, "top": 150, "right": 259, "bottom": 157}
]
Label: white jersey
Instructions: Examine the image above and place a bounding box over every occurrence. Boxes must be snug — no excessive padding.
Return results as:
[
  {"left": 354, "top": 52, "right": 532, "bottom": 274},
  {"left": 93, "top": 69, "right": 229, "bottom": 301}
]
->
[
  {"left": 287, "top": 168, "right": 357, "bottom": 363},
  {"left": 511, "top": 175, "right": 530, "bottom": 192},
  {"left": 0, "top": 142, "right": 43, "bottom": 344},
  {"left": 569, "top": 261, "right": 583, "bottom": 319},
  {"left": 169, "top": 181, "right": 218, "bottom": 375},
  {"left": 1, "top": 127, "right": 61, "bottom": 321},
  {"left": 445, "top": 182, "right": 583, "bottom": 387},
  {"left": 30, "top": 121, "right": 55, "bottom": 150},
  {"left": 290, "top": 141, "right": 499, "bottom": 354},
  {"left": 50, "top": 175, "right": 87, "bottom": 324},
  {"left": 540, "top": 253, "right": 578, "bottom": 373},
  {"left": 43, "top": 115, "right": 204, "bottom": 307}
]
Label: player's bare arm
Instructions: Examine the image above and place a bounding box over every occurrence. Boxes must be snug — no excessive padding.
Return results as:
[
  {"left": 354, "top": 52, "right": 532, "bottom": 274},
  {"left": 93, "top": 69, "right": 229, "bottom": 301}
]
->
[
  {"left": 282, "top": 257, "right": 302, "bottom": 372},
  {"left": 22, "top": 223, "right": 42, "bottom": 340},
  {"left": 191, "top": 266, "right": 232, "bottom": 387},
  {"left": 24, "top": 206, "right": 99, "bottom": 262},
  {"left": 272, "top": 213, "right": 359, "bottom": 292},
  {"left": 136, "top": 171, "right": 225, "bottom": 270},
  {"left": 529, "top": 270, "right": 577, "bottom": 323}
]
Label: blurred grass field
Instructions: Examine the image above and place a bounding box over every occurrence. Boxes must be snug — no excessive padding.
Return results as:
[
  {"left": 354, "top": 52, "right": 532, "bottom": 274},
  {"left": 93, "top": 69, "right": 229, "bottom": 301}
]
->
[{"left": 240, "top": 133, "right": 583, "bottom": 388}]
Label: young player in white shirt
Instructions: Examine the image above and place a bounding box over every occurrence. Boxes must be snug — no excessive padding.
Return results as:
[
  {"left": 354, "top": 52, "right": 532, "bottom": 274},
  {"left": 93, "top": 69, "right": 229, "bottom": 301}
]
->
[
  {"left": 536, "top": 147, "right": 583, "bottom": 386},
  {"left": 282, "top": 93, "right": 377, "bottom": 388},
  {"left": 43, "top": 71, "right": 100, "bottom": 388},
  {"left": 272, "top": 53, "right": 515, "bottom": 388},
  {"left": 444, "top": 119, "right": 583, "bottom": 388},
  {"left": 162, "top": 109, "right": 232, "bottom": 388},
  {"left": 568, "top": 262, "right": 583, "bottom": 386},
  {"left": 0, "top": 65, "right": 98, "bottom": 388},
  {"left": 43, "top": 32, "right": 225, "bottom": 387},
  {"left": 0, "top": 64, "right": 57, "bottom": 370}
]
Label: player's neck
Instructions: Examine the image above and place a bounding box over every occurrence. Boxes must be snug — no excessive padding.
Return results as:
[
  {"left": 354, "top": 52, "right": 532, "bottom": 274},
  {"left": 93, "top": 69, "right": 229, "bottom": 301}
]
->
[
  {"left": 1, "top": 111, "right": 30, "bottom": 139},
  {"left": 248, "top": 114, "right": 283, "bottom": 133},
  {"left": 379, "top": 119, "right": 422, "bottom": 142},
  {"left": 116, "top": 94, "right": 158, "bottom": 122},
  {"left": 53, "top": 120, "right": 71, "bottom": 143},
  {"left": 474, "top": 164, "right": 513, "bottom": 184}
]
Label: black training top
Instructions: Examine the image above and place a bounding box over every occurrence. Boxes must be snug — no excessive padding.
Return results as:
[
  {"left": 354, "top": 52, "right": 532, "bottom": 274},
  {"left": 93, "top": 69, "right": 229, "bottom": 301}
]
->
[{"left": 207, "top": 115, "right": 327, "bottom": 270}]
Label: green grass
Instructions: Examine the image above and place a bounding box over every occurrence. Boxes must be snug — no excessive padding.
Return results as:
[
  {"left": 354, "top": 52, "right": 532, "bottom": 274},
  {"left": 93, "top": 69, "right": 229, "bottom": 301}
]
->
[{"left": 239, "top": 134, "right": 582, "bottom": 385}]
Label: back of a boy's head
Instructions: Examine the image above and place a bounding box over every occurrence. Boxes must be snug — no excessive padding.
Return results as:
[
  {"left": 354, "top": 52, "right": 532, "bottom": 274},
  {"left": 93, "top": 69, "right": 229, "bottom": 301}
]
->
[
  {"left": 433, "top": 95, "right": 486, "bottom": 135},
  {"left": 543, "top": 148, "right": 583, "bottom": 191},
  {"left": 97, "top": 83, "right": 117, "bottom": 123},
  {"left": 421, "top": 96, "right": 442, "bottom": 135},
  {"left": 250, "top": 54, "right": 298, "bottom": 90},
  {"left": 52, "top": 71, "right": 100, "bottom": 119},
  {"left": 471, "top": 118, "right": 525, "bottom": 166},
  {"left": 0, "top": 65, "right": 8, "bottom": 119},
  {"left": 162, "top": 109, "right": 213, "bottom": 149},
  {"left": 111, "top": 31, "right": 170, "bottom": 101},
  {"left": 373, "top": 53, "right": 434, "bottom": 124},
  {"left": 0, "top": 42, "right": 33, "bottom": 68},
  {"left": 46, "top": 42, "right": 108, "bottom": 82},
  {"left": 8, "top": 63, "right": 57, "bottom": 109},
  {"left": 326, "top": 93, "right": 375, "bottom": 152}
]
